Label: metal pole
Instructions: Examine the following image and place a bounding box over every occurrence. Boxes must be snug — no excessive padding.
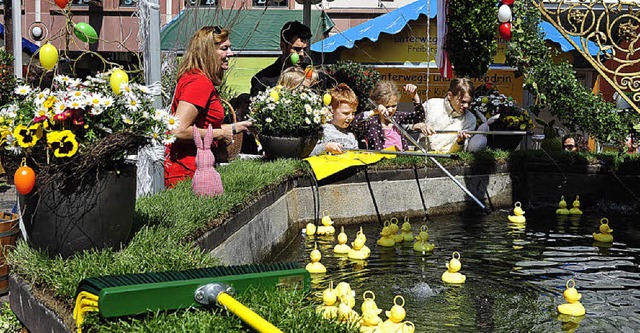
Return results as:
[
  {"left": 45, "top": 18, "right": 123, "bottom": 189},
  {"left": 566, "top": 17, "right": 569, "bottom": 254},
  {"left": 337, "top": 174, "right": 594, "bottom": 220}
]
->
[
  {"left": 375, "top": 108, "right": 489, "bottom": 211},
  {"left": 12, "top": 0, "right": 22, "bottom": 79},
  {"left": 346, "top": 149, "right": 457, "bottom": 159},
  {"left": 145, "top": 0, "right": 162, "bottom": 109},
  {"left": 303, "top": 1, "right": 311, "bottom": 32},
  {"left": 433, "top": 130, "right": 531, "bottom": 136}
]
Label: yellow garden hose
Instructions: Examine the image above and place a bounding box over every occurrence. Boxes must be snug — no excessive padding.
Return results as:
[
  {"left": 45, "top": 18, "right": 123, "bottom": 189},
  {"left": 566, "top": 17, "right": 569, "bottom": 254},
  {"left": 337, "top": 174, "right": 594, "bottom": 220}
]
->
[{"left": 217, "top": 292, "right": 283, "bottom": 333}]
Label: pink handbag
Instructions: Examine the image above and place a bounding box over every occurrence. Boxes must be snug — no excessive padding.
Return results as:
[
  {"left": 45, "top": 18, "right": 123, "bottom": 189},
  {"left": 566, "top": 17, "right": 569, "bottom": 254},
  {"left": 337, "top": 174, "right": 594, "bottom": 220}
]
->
[{"left": 192, "top": 125, "right": 224, "bottom": 197}]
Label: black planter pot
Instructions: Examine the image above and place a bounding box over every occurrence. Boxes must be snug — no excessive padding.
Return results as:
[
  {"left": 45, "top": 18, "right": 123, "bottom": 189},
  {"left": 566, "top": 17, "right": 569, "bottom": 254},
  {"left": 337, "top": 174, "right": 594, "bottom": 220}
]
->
[
  {"left": 259, "top": 134, "right": 320, "bottom": 159},
  {"left": 19, "top": 166, "right": 136, "bottom": 258},
  {"left": 487, "top": 134, "right": 523, "bottom": 151}
]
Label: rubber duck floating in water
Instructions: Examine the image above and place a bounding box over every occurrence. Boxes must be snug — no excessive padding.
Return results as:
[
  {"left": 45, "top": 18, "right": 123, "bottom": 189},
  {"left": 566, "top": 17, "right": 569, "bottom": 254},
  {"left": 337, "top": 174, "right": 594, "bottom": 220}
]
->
[
  {"left": 379, "top": 295, "right": 406, "bottom": 333},
  {"left": 556, "top": 196, "right": 570, "bottom": 215},
  {"left": 413, "top": 225, "right": 435, "bottom": 252},
  {"left": 316, "top": 281, "right": 338, "bottom": 319},
  {"left": 401, "top": 321, "right": 415, "bottom": 333},
  {"left": 337, "top": 293, "right": 359, "bottom": 323},
  {"left": 569, "top": 196, "right": 583, "bottom": 215},
  {"left": 304, "top": 222, "right": 316, "bottom": 236},
  {"left": 316, "top": 210, "right": 335, "bottom": 235},
  {"left": 359, "top": 291, "right": 383, "bottom": 333},
  {"left": 593, "top": 218, "right": 613, "bottom": 243},
  {"left": 401, "top": 217, "right": 414, "bottom": 242},
  {"left": 305, "top": 243, "right": 326, "bottom": 274},
  {"left": 389, "top": 217, "right": 404, "bottom": 243},
  {"left": 557, "top": 279, "right": 586, "bottom": 316},
  {"left": 333, "top": 226, "right": 352, "bottom": 254},
  {"left": 377, "top": 220, "right": 396, "bottom": 247},
  {"left": 508, "top": 201, "right": 526, "bottom": 223},
  {"left": 442, "top": 252, "right": 466, "bottom": 284},
  {"left": 349, "top": 229, "right": 370, "bottom": 260}
]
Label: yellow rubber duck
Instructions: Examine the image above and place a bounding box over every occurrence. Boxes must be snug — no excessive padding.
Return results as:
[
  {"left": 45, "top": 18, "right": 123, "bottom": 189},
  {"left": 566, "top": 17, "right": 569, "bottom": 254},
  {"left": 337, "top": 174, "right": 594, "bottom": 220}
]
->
[
  {"left": 337, "top": 293, "right": 360, "bottom": 323},
  {"left": 401, "top": 217, "right": 414, "bottom": 242},
  {"left": 316, "top": 210, "right": 336, "bottom": 235},
  {"left": 401, "top": 321, "right": 415, "bottom": 333},
  {"left": 508, "top": 201, "right": 526, "bottom": 223},
  {"left": 304, "top": 222, "right": 317, "bottom": 236},
  {"left": 335, "top": 281, "right": 354, "bottom": 300},
  {"left": 380, "top": 295, "right": 406, "bottom": 333},
  {"left": 413, "top": 225, "right": 435, "bottom": 252},
  {"left": 334, "top": 226, "right": 352, "bottom": 254},
  {"left": 442, "top": 251, "right": 466, "bottom": 284},
  {"left": 556, "top": 196, "right": 570, "bottom": 215},
  {"left": 349, "top": 229, "right": 370, "bottom": 260},
  {"left": 557, "top": 279, "right": 586, "bottom": 316},
  {"left": 359, "top": 290, "right": 383, "bottom": 332},
  {"left": 390, "top": 217, "right": 404, "bottom": 243},
  {"left": 316, "top": 281, "right": 338, "bottom": 319},
  {"left": 377, "top": 220, "right": 396, "bottom": 247},
  {"left": 569, "top": 196, "right": 583, "bottom": 215},
  {"left": 593, "top": 218, "right": 613, "bottom": 243},
  {"left": 305, "top": 243, "right": 326, "bottom": 274}
]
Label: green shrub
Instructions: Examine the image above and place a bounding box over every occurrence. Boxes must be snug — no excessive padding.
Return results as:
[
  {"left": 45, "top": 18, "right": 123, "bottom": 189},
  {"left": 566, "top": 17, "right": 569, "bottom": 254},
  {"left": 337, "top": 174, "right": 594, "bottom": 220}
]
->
[
  {"left": 326, "top": 61, "right": 381, "bottom": 113},
  {"left": 0, "top": 49, "right": 17, "bottom": 106}
]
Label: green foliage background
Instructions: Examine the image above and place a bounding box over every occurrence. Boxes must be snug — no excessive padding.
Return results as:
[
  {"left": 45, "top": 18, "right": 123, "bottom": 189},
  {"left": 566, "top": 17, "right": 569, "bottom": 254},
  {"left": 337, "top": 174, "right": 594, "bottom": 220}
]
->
[
  {"left": 0, "top": 49, "right": 17, "bottom": 107},
  {"left": 506, "top": 1, "right": 640, "bottom": 143},
  {"left": 327, "top": 61, "right": 381, "bottom": 114},
  {"left": 446, "top": 0, "right": 498, "bottom": 78}
]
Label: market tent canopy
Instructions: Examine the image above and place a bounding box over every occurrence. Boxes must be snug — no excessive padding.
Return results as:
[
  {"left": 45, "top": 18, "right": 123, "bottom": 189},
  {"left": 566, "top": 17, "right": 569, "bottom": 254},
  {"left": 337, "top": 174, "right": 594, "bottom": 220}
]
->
[
  {"left": 311, "top": 0, "right": 599, "bottom": 56},
  {"left": 161, "top": 9, "right": 334, "bottom": 54},
  {"left": 0, "top": 23, "right": 39, "bottom": 54}
]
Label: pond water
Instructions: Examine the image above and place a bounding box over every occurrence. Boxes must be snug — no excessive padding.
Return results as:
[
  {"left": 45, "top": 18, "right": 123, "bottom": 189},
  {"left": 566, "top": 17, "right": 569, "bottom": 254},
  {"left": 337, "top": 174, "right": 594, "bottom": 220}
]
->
[{"left": 268, "top": 209, "right": 640, "bottom": 332}]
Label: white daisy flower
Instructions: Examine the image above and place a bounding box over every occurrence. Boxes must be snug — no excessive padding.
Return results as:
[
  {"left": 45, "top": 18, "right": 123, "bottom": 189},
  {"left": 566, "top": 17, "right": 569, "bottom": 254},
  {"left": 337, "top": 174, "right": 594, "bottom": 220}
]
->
[
  {"left": 153, "top": 109, "right": 169, "bottom": 121},
  {"left": 164, "top": 114, "right": 180, "bottom": 130},
  {"left": 33, "top": 107, "right": 49, "bottom": 119},
  {"left": 14, "top": 85, "right": 32, "bottom": 96},
  {"left": 266, "top": 117, "right": 273, "bottom": 123},
  {"left": 54, "top": 75, "right": 71, "bottom": 85},
  {"left": 102, "top": 96, "right": 114, "bottom": 108},
  {"left": 53, "top": 101, "right": 66, "bottom": 115},
  {"left": 305, "top": 104, "right": 312, "bottom": 115},
  {"left": 121, "top": 114, "right": 134, "bottom": 125},
  {"left": 162, "top": 135, "right": 176, "bottom": 145},
  {"left": 125, "top": 96, "right": 140, "bottom": 112},
  {"left": 313, "top": 115, "right": 321, "bottom": 124},
  {"left": 66, "top": 97, "right": 87, "bottom": 110},
  {"left": 88, "top": 93, "right": 104, "bottom": 108},
  {"left": 67, "top": 78, "right": 82, "bottom": 88},
  {"left": 6, "top": 135, "right": 22, "bottom": 155},
  {"left": 305, "top": 117, "right": 311, "bottom": 125}
]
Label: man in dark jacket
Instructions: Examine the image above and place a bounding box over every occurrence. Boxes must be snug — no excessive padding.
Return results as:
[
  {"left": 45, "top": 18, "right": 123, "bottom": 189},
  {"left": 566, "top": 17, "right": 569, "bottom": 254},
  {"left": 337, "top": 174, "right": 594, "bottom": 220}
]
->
[{"left": 250, "top": 21, "right": 312, "bottom": 96}]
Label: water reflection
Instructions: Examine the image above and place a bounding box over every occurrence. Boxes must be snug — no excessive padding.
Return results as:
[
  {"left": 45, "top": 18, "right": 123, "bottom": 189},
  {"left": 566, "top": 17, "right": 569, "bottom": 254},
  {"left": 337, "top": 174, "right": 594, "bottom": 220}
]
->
[{"left": 272, "top": 211, "right": 640, "bottom": 332}]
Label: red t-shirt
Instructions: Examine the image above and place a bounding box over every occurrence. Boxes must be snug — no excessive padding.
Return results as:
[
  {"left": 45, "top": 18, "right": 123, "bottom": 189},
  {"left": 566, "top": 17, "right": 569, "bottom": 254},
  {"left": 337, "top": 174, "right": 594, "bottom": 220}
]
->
[{"left": 164, "top": 70, "right": 224, "bottom": 188}]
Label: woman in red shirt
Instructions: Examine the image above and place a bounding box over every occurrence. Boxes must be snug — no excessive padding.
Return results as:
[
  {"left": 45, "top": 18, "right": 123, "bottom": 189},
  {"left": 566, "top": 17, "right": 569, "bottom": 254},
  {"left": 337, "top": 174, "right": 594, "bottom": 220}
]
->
[{"left": 164, "top": 26, "right": 252, "bottom": 187}]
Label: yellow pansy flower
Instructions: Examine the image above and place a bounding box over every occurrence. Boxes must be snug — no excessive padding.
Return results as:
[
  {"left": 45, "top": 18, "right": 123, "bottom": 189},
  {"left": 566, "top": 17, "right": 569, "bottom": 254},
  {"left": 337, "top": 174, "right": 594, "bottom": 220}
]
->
[
  {"left": 13, "top": 124, "right": 44, "bottom": 148},
  {"left": 46, "top": 130, "right": 79, "bottom": 158}
]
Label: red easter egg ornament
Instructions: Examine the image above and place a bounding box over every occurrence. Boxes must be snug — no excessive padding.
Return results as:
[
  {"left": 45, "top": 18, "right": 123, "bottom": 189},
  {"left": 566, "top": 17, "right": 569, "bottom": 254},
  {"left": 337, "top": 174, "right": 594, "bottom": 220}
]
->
[
  {"left": 55, "top": 0, "right": 70, "bottom": 9},
  {"left": 499, "top": 22, "right": 512, "bottom": 41},
  {"left": 502, "top": 0, "right": 515, "bottom": 5},
  {"left": 14, "top": 165, "right": 36, "bottom": 195}
]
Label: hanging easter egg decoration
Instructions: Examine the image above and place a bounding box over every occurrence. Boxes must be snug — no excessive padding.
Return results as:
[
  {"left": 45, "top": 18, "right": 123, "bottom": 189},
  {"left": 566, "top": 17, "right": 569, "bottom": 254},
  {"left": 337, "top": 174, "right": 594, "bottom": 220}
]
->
[
  {"left": 14, "top": 158, "right": 36, "bottom": 195},
  {"left": 55, "top": 0, "right": 70, "bottom": 9},
  {"left": 74, "top": 22, "right": 99, "bottom": 44},
  {"left": 502, "top": 0, "right": 515, "bottom": 5},
  {"left": 323, "top": 93, "right": 332, "bottom": 106},
  {"left": 38, "top": 43, "right": 58, "bottom": 70},
  {"left": 290, "top": 53, "right": 300, "bottom": 65},
  {"left": 497, "top": 5, "right": 512, "bottom": 23},
  {"left": 304, "top": 66, "right": 314, "bottom": 80},
  {"left": 499, "top": 22, "right": 512, "bottom": 41},
  {"left": 110, "top": 69, "right": 129, "bottom": 94}
]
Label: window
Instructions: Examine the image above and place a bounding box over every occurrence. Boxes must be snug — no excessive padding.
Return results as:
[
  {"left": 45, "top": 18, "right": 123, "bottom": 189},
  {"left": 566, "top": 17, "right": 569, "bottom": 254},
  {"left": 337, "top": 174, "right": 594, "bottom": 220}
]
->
[
  {"left": 186, "top": 0, "right": 217, "bottom": 6},
  {"left": 253, "top": 0, "right": 287, "bottom": 7}
]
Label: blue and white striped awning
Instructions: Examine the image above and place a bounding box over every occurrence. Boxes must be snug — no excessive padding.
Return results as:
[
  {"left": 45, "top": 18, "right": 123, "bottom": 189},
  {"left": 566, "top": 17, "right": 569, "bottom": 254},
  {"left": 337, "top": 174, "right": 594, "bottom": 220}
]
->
[{"left": 311, "top": 0, "right": 599, "bottom": 56}]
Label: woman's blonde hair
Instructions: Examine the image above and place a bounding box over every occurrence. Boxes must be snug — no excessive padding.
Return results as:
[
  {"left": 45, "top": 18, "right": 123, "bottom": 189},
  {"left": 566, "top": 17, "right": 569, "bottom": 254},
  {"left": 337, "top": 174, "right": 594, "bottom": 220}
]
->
[
  {"left": 178, "top": 26, "right": 229, "bottom": 85},
  {"left": 329, "top": 83, "right": 358, "bottom": 110},
  {"left": 369, "top": 80, "right": 399, "bottom": 105}
]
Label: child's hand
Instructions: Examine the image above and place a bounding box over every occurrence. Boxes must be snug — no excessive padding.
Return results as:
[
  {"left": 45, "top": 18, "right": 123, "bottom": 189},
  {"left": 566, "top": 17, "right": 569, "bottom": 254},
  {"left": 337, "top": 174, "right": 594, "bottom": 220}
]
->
[
  {"left": 325, "top": 142, "right": 344, "bottom": 154},
  {"left": 373, "top": 104, "right": 390, "bottom": 118},
  {"left": 413, "top": 123, "right": 435, "bottom": 136},
  {"left": 403, "top": 84, "right": 420, "bottom": 103}
]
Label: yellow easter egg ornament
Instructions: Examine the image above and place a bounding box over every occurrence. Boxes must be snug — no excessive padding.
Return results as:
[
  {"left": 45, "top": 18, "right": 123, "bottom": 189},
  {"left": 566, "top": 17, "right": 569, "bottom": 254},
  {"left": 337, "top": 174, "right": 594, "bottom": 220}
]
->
[
  {"left": 110, "top": 69, "right": 129, "bottom": 94},
  {"left": 39, "top": 43, "right": 58, "bottom": 70},
  {"left": 323, "top": 93, "right": 332, "bottom": 106}
]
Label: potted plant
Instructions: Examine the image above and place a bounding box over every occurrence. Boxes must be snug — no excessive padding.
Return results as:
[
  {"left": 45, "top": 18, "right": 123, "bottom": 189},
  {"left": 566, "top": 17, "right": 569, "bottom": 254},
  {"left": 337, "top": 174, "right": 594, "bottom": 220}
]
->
[
  {"left": 470, "top": 82, "right": 534, "bottom": 150},
  {"left": 0, "top": 71, "right": 175, "bottom": 257},
  {"left": 249, "top": 85, "right": 327, "bottom": 159},
  {"left": 326, "top": 61, "right": 380, "bottom": 114}
]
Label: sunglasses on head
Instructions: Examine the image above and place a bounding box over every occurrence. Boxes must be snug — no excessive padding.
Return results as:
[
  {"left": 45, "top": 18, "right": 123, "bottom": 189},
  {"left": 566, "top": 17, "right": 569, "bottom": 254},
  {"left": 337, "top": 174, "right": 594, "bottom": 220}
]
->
[{"left": 205, "top": 26, "right": 223, "bottom": 34}]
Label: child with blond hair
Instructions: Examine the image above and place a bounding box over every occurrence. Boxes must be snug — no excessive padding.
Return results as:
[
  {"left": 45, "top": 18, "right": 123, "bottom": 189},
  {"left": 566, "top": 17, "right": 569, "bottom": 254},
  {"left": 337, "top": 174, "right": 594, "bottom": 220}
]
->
[{"left": 310, "top": 83, "right": 359, "bottom": 155}]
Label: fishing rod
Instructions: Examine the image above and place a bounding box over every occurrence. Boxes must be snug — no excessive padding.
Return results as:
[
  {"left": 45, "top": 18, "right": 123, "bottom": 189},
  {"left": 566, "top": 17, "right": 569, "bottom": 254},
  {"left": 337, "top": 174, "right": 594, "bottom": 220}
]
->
[
  {"left": 432, "top": 130, "right": 532, "bottom": 136},
  {"left": 346, "top": 149, "right": 458, "bottom": 159},
  {"left": 368, "top": 99, "right": 489, "bottom": 212}
]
